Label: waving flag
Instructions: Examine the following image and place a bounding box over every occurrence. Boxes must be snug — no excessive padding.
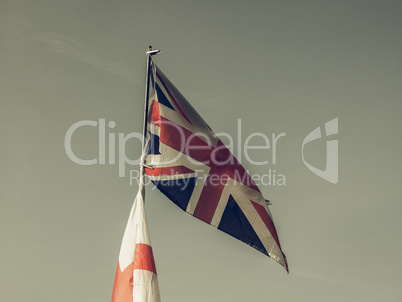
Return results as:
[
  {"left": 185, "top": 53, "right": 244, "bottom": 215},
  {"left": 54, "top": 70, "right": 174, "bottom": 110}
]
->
[
  {"left": 112, "top": 180, "right": 161, "bottom": 302},
  {"left": 144, "top": 61, "right": 288, "bottom": 271}
]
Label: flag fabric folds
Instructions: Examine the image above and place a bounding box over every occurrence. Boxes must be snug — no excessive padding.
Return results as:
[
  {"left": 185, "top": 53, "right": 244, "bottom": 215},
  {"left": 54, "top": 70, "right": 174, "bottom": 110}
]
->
[
  {"left": 144, "top": 60, "right": 288, "bottom": 271},
  {"left": 112, "top": 179, "right": 161, "bottom": 302}
]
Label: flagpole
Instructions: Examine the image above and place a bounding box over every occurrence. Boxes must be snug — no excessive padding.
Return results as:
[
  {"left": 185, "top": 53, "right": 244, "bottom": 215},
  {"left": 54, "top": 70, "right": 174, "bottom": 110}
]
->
[{"left": 140, "top": 46, "right": 160, "bottom": 184}]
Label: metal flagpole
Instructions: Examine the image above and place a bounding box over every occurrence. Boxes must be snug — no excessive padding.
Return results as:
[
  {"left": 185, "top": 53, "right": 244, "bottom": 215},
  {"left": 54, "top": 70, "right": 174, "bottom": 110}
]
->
[{"left": 140, "top": 46, "right": 160, "bottom": 185}]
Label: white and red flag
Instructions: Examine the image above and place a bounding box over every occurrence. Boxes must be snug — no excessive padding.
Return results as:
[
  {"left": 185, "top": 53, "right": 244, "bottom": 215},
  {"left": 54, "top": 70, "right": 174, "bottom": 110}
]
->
[
  {"left": 144, "top": 60, "right": 288, "bottom": 271},
  {"left": 112, "top": 179, "right": 161, "bottom": 302}
]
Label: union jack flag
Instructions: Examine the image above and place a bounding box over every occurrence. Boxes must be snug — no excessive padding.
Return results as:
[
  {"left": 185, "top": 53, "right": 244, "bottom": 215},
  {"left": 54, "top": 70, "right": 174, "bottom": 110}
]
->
[{"left": 144, "top": 60, "right": 288, "bottom": 271}]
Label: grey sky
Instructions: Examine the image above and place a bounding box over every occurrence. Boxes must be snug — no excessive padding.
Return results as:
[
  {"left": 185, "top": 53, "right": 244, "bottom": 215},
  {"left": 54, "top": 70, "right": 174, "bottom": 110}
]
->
[{"left": 1, "top": 1, "right": 402, "bottom": 301}]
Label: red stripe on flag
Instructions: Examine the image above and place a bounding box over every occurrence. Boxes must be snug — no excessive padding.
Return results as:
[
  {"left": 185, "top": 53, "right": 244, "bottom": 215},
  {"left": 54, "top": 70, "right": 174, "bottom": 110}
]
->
[
  {"left": 149, "top": 100, "right": 161, "bottom": 125},
  {"left": 156, "top": 117, "right": 259, "bottom": 191},
  {"left": 133, "top": 243, "right": 157, "bottom": 275},
  {"left": 112, "top": 262, "right": 133, "bottom": 302},
  {"left": 145, "top": 166, "right": 195, "bottom": 176},
  {"left": 251, "top": 201, "right": 282, "bottom": 249}
]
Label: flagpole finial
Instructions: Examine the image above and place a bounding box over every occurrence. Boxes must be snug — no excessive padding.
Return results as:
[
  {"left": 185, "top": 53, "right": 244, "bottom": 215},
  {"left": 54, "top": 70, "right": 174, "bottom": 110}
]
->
[
  {"left": 146, "top": 45, "right": 161, "bottom": 56},
  {"left": 146, "top": 49, "right": 161, "bottom": 56}
]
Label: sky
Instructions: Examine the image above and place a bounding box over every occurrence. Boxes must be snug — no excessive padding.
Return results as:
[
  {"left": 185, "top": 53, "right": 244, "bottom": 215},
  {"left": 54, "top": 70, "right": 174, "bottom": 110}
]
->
[{"left": 1, "top": 0, "right": 402, "bottom": 301}]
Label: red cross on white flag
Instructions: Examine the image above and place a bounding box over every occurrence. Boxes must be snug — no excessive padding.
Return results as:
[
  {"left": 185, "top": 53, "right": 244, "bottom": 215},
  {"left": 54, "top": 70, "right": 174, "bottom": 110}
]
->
[{"left": 112, "top": 181, "right": 161, "bottom": 302}]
